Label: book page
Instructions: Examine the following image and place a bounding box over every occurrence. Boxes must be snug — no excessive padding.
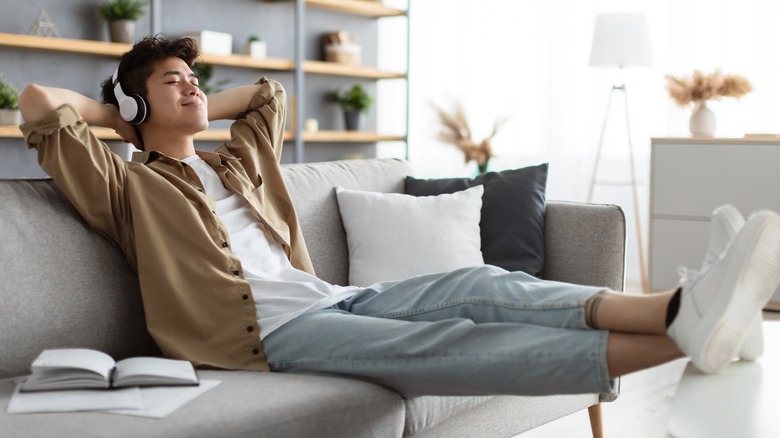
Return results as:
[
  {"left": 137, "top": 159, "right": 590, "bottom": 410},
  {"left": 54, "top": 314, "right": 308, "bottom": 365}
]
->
[
  {"left": 7, "top": 384, "right": 142, "bottom": 414},
  {"left": 21, "top": 349, "right": 116, "bottom": 391},
  {"left": 113, "top": 357, "right": 198, "bottom": 387},
  {"left": 30, "top": 349, "right": 115, "bottom": 379}
]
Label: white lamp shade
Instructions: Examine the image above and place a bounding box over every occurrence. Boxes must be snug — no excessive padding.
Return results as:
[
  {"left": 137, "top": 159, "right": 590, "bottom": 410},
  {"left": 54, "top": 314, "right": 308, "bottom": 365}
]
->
[{"left": 589, "top": 13, "right": 654, "bottom": 67}]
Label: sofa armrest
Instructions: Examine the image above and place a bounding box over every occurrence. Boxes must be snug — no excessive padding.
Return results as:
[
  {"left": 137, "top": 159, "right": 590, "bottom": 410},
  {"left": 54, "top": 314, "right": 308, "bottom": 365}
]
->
[{"left": 541, "top": 201, "right": 626, "bottom": 292}]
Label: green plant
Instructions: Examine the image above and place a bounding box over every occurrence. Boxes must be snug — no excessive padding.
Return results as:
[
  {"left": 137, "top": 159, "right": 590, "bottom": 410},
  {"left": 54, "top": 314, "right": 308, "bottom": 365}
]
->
[
  {"left": 192, "top": 63, "right": 232, "bottom": 95},
  {"left": 332, "top": 84, "right": 373, "bottom": 114},
  {"left": 98, "top": 0, "right": 147, "bottom": 21},
  {"left": 0, "top": 76, "right": 19, "bottom": 110},
  {"left": 248, "top": 35, "right": 262, "bottom": 42}
]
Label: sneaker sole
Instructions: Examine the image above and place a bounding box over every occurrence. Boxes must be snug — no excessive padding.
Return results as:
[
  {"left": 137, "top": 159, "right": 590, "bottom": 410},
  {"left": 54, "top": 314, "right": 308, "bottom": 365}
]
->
[
  {"left": 712, "top": 206, "right": 764, "bottom": 361},
  {"left": 690, "top": 211, "right": 780, "bottom": 374}
]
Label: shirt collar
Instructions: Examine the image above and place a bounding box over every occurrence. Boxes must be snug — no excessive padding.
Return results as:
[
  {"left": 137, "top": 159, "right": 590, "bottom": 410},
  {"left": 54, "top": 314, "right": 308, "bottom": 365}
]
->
[{"left": 131, "top": 149, "right": 239, "bottom": 166}]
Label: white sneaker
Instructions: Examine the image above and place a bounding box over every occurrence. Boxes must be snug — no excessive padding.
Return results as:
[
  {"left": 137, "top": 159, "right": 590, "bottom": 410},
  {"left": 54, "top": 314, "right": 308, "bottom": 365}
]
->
[
  {"left": 669, "top": 211, "right": 780, "bottom": 374},
  {"left": 677, "top": 205, "right": 764, "bottom": 361}
]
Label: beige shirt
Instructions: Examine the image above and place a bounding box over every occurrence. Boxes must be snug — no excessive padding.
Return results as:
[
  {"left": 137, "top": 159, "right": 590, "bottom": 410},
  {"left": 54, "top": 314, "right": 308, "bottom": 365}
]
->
[{"left": 21, "top": 78, "right": 313, "bottom": 371}]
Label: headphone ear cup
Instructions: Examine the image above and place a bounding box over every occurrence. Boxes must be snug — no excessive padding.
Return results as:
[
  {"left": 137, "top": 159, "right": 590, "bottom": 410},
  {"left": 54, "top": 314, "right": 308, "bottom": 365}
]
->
[
  {"left": 118, "top": 94, "right": 148, "bottom": 125},
  {"left": 130, "top": 94, "right": 148, "bottom": 125}
]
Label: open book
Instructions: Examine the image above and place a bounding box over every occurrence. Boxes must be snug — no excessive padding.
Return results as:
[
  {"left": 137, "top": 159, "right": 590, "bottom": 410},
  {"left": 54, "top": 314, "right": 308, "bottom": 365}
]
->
[{"left": 20, "top": 348, "right": 199, "bottom": 392}]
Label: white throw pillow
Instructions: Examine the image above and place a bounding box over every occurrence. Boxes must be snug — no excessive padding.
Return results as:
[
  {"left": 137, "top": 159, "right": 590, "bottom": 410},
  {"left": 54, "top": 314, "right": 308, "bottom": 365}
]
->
[{"left": 335, "top": 185, "right": 485, "bottom": 287}]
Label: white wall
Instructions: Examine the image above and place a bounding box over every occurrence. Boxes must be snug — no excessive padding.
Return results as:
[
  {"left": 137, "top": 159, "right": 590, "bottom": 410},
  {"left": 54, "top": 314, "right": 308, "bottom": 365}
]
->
[{"left": 379, "top": 0, "right": 780, "bottom": 287}]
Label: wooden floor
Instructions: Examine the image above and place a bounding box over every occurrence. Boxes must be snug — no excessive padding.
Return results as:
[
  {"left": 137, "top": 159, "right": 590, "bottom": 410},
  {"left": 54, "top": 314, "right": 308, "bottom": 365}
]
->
[{"left": 516, "top": 310, "right": 780, "bottom": 438}]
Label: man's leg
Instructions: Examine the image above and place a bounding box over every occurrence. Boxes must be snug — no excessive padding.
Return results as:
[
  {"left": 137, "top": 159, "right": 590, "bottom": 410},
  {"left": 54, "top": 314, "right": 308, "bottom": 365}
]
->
[
  {"left": 583, "top": 289, "right": 685, "bottom": 378},
  {"left": 263, "top": 308, "right": 615, "bottom": 397},
  {"left": 263, "top": 266, "right": 677, "bottom": 397}
]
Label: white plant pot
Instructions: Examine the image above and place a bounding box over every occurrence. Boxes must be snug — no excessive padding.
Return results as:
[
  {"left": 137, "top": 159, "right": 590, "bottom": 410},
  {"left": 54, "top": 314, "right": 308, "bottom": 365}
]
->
[
  {"left": 690, "top": 101, "right": 716, "bottom": 138},
  {"left": 0, "top": 109, "right": 21, "bottom": 125},
  {"left": 109, "top": 20, "right": 136, "bottom": 44},
  {"left": 245, "top": 41, "right": 267, "bottom": 59}
]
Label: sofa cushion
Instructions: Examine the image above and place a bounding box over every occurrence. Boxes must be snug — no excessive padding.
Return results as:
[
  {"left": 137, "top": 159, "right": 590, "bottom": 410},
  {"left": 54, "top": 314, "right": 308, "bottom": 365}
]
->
[
  {"left": 405, "top": 163, "right": 548, "bottom": 276},
  {"left": 335, "top": 185, "right": 485, "bottom": 286},
  {"left": 281, "top": 159, "right": 413, "bottom": 286},
  {"left": 0, "top": 370, "right": 405, "bottom": 438}
]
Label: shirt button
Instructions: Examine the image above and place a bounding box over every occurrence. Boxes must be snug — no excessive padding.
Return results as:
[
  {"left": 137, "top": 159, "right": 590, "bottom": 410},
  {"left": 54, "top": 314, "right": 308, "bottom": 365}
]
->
[
  {"left": 247, "top": 326, "right": 254, "bottom": 333},
  {"left": 242, "top": 294, "right": 249, "bottom": 300},
  {"left": 252, "top": 348, "right": 260, "bottom": 355}
]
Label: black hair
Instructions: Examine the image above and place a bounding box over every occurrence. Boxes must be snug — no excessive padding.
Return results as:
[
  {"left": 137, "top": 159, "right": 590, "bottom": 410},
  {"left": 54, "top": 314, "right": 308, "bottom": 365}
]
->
[{"left": 100, "top": 36, "right": 201, "bottom": 150}]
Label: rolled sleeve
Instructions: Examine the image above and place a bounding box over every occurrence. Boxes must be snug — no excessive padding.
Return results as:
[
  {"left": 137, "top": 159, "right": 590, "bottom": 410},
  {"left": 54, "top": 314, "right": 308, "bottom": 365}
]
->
[{"left": 20, "top": 104, "right": 130, "bottom": 251}]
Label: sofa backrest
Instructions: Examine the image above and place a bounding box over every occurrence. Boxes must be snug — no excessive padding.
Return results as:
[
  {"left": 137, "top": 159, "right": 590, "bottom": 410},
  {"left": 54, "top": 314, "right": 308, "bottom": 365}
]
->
[
  {"left": 281, "top": 158, "right": 412, "bottom": 286},
  {"left": 0, "top": 158, "right": 412, "bottom": 379}
]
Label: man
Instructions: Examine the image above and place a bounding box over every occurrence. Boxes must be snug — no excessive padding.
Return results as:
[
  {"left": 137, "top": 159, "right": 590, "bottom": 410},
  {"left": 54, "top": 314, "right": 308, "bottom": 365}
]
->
[{"left": 18, "top": 36, "right": 780, "bottom": 397}]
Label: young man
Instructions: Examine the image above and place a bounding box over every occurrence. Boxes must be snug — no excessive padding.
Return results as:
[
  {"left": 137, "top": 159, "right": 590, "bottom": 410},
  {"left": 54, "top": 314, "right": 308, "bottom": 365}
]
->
[{"left": 19, "top": 36, "right": 780, "bottom": 397}]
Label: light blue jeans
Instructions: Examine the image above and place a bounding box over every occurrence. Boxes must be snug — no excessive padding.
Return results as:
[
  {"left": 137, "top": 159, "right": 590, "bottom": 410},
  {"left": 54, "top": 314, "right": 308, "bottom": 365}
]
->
[{"left": 263, "top": 265, "right": 614, "bottom": 397}]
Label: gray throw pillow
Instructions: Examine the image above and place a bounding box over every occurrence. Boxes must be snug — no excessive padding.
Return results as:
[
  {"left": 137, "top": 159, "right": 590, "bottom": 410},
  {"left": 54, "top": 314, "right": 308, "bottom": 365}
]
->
[{"left": 404, "top": 163, "right": 548, "bottom": 276}]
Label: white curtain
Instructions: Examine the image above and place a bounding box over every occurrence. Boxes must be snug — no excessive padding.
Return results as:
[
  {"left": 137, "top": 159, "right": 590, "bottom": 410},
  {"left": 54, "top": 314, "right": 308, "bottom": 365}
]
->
[{"left": 378, "top": 0, "right": 780, "bottom": 286}]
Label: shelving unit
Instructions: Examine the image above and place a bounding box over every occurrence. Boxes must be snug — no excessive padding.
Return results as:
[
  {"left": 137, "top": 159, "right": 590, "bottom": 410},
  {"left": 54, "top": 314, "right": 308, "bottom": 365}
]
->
[{"left": 0, "top": 0, "right": 409, "bottom": 163}]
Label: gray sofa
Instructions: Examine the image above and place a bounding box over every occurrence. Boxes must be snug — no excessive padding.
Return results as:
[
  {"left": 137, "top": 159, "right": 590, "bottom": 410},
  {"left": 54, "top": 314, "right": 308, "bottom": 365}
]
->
[{"left": 0, "top": 158, "right": 626, "bottom": 438}]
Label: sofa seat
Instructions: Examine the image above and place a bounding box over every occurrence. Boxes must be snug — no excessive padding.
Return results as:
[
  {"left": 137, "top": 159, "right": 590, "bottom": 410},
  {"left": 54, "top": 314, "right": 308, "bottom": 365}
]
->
[
  {"left": 0, "top": 371, "right": 405, "bottom": 438},
  {"left": 403, "top": 393, "right": 598, "bottom": 437}
]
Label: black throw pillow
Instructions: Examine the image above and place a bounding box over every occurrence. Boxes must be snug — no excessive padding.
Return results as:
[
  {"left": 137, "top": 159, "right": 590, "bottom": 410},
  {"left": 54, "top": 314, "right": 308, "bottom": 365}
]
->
[{"left": 405, "top": 163, "right": 548, "bottom": 276}]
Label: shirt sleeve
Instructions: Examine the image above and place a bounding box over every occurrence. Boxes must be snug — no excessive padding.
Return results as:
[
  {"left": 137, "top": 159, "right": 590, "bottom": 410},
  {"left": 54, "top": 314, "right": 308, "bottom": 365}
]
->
[
  {"left": 218, "top": 77, "right": 286, "bottom": 186},
  {"left": 20, "top": 104, "right": 130, "bottom": 250}
]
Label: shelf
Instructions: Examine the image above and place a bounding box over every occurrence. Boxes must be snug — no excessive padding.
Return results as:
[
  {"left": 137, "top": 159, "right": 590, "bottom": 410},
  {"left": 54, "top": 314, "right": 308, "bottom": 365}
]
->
[
  {"left": 0, "top": 33, "right": 403, "bottom": 79},
  {"left": 299, "top": 130, "right": 405, "bottom": 142},
  {"left": 0, "top": 126, "right": 403, "bottom": 143},
  {"left": 304, "top": 61, "right": 405, "bottom": 79},
  {"left": 305, "top": 0, "right": 407, "bottom": 17},
  {"left": 0, "top": 126, "right": 232, "bottom": 142},
  {"left": 200, "top": 53, "right": 295, "bottom": 72},
  {"left": 0, "top": 32, "right": 129, "bottom": 58}
]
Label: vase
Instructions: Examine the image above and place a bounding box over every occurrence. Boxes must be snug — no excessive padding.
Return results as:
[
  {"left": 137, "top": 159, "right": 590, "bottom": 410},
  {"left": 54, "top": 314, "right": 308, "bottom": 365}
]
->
[
  {"left": 108, "top": 20, "right": 136, "bottom": 44},
  {"left": 689, "top": 101, "right": 716, "bottom": 138},
  {"left": 245, "top": 40, "right": 267, "bottom": 59},
  {"left": 0, "top": 109, "right": 21, "bottom": 125},
  {"left": 344, "top": 110, "right": 361, "bottom": 131}
]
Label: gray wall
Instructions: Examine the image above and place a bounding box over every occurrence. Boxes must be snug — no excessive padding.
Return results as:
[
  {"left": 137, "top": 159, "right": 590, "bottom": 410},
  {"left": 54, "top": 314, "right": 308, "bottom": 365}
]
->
[{"left": 0, "top": 0, "right": 381, "bottom": 178}]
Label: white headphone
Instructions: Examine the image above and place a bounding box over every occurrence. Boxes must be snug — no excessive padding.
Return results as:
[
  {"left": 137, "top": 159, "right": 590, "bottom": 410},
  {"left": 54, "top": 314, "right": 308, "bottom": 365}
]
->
[{"left": 112, "top": 68, "right": 148, "bottom": 125}]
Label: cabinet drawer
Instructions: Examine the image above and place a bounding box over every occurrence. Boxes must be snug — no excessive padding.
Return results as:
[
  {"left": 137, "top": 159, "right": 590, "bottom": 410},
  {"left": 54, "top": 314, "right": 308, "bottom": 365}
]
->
[{"left": 651, "top": 143, "right": 780, "bottom": 218}]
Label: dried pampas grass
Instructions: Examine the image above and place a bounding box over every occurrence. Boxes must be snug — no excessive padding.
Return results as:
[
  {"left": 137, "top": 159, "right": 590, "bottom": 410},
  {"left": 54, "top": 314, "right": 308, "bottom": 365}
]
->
[
  {"left": 432, "top": 102, "right": 506, "bottom": 173},
  {"left": 666, "top": 70, "right": 753, "bottom": 106}
]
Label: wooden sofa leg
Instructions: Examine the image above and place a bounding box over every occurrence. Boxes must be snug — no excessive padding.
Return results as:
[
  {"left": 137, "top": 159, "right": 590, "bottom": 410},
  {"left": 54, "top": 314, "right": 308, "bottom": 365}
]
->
[{"left": 588, "top": 404, "right": 604, "bottom": 438}]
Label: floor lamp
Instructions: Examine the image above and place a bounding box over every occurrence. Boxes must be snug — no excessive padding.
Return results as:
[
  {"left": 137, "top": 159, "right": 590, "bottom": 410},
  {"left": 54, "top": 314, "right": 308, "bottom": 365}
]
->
[{"left": 587, "top": 13, "right": 653, "bottom": 293}]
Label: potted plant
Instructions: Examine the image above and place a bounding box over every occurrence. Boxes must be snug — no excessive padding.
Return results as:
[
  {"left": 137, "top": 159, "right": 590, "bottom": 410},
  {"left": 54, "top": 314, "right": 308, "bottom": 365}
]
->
[
  {"left": 98, "top": 0, "right": 147, "bottom": 44},
  {"left": 332, "top": 84, "right": 373, "bottom": 131},
  {"left": 0, "top": 76, "right": 21, "bottom": 126},
  {"left": 244, "top": 35, "right": 267, "bottom": 59},
  {"left": 192, "top": 63, "right": 232, "bottom": 95}
]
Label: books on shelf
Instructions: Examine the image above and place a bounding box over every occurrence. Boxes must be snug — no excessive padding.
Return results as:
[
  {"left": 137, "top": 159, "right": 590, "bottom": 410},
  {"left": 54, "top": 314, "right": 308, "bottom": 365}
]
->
[{"left": 21, "top": 348, "right": 199, "bottom": 392}]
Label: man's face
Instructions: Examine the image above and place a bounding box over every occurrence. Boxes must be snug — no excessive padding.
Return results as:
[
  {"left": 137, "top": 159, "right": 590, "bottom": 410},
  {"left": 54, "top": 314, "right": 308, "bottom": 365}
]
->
[{"left": 144, "top": 57, "right": 208, "bottom": 133}]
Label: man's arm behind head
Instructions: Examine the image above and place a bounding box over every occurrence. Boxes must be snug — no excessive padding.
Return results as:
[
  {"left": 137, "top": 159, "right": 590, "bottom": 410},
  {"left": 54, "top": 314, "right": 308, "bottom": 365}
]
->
[{"left": 19, "top": 84, "right": 138, "bottom": 146}]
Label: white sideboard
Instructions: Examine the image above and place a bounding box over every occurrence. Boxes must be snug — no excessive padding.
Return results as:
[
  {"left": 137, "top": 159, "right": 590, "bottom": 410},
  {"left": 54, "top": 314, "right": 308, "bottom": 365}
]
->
[{"left": 649, "top": 138, "right": 780, "bottom": 310}]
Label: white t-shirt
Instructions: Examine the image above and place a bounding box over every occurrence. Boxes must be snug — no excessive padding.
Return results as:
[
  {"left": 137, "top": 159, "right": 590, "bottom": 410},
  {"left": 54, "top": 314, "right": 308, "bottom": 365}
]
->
[{"left": 182, "top": 155, "right": 359, "bottom": 338}]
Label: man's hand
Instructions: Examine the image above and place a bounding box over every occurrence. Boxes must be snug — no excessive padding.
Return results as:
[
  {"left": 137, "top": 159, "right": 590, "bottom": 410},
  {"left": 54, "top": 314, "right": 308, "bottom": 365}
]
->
[{"left": 105, "top": 103, "right": 140, "bottom": 147}]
